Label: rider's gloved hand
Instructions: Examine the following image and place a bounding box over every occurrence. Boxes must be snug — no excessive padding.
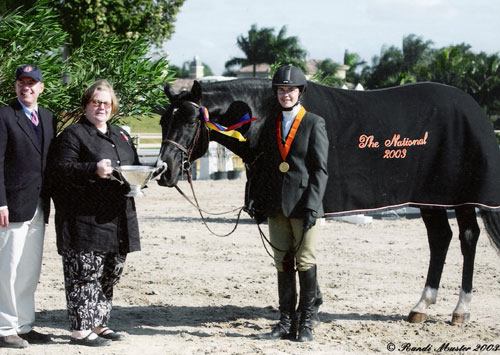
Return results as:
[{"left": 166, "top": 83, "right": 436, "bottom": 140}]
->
[{"left": 303, "top": 209, "right": 317, "bottom": 232}]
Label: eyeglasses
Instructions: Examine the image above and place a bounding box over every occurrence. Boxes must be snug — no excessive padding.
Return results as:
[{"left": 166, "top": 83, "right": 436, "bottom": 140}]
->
[
  {"left": 91, "top": 99, "right": 112, "bottom": 109},
  {"left": 277, "top": 87, "right": 299, "bottom": 96}
]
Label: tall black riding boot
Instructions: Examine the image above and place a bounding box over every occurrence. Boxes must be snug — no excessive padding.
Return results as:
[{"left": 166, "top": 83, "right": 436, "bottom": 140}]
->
[
  {"left": 268, "top": 270, "right": 297, "bottom": 340},
  {"left": 312, "top": 283, "right": 323, "bottom": 327},
  {"left": 297, "top": 265, "right": 317, "bottom": 342}
]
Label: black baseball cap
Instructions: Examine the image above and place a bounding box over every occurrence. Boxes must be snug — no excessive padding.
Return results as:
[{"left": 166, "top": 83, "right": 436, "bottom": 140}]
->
[{"left": 15, "top": 64, "right": 43, "bottom": 82}]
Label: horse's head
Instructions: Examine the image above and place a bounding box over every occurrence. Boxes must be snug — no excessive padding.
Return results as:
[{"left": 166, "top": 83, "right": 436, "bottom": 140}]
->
[{"left": 158, "top": 81, "right": 209, "bottom": 187}]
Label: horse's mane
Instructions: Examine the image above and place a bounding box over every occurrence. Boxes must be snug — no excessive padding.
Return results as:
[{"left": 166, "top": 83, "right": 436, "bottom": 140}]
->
[
  {"left": 200, "top": 78, "right": 269, "bottom": 98},
  {"left": 200, "top": 79, "right": 275, "bottom": 119}
]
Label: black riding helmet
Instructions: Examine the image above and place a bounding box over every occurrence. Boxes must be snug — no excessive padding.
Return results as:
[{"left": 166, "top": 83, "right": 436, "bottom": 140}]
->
[{"left": 272, "top": 65, "right": 307, "bottom": 92}]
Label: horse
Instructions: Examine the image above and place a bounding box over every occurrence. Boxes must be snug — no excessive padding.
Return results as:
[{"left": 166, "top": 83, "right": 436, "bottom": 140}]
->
[{"left": 157, "top": 78, "right": 500, "bottom": 325}]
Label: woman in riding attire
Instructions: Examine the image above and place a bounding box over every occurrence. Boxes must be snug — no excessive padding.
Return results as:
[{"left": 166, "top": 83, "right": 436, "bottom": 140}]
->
[
  {"left": 217, "top": 65, "right": 329, "bottom": 342},
  {"left": 260, "top": 65, "right": 329, "bottom": 342}
]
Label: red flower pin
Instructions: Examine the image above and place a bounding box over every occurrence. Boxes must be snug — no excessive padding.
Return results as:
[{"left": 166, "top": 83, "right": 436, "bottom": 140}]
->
[{"left": 120, "top": 131, "right": 129, "bottom": 142}]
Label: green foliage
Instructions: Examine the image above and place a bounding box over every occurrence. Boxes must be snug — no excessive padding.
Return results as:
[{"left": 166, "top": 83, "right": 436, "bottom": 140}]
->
[
  {"left": 0, "top": 0, "right": 185, "bottom": 50},
  {"left": 225, "top": 24, "right": 307, "bottom": 76},
  {"left": 0, "top": 0, "right": 36, "bottom": 14},
  {"left": 361, "top": 34, "right": 500, "bottom": 116},
  {"left": 317, "top": 59, "right": 341, "bottom": 76},
  {"left": 203, "top": 63, "right": 214, "bottom": 77},
  {"left": 272, "top": 26, "right": 307, "bottom": 65},
  {"left": 121, "top": 114, "right": 161, "bottom": 133},
  {"left": 361, "top": 34, "right": 434, "bottom": 88},
  {"left": 170, "top": 60, "right": 213, "bottom": 79},
  {"left": 343, "top": 50, "right": 366, "bottom": 84},
  {"left": 466, "top": 52, "right": 500, "bottom": 116},
  {"left": 56, "top": 0, "right": 185, "bottom": 49},
  {"left": 57, "top": 34, "right": 173, "bottom": 129},
  {"left": 169, "top": 64, "right": 189, "bottom": 78},
  {"left": 311, "top": 70, "right": 344, "bottom": 88},
  {"left": 415, "top": 45, "right": 500, "bottom": 116},
  {"left": 0, "top": 3, "right": 67, "bottom": 105},
  {"left": 0, "top": 2, "right": 174, "bottom": 132},
  {"left": 414, "top": 44, "right": 474, "bottom": 87},
  {"left": 225, "top": 24, "right": 274, "bottom": 72},
  {"left": 311, "top": 59, "right": 344, "bottom": 87}
]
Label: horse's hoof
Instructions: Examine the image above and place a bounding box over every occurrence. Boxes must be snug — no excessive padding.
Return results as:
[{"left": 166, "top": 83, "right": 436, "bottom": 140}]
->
[
  {"left": 451, "top": 313, "right": 470, "bottom": 325},
  {"left": 407, "top": 311, "right": 427, "bottom": 323}
]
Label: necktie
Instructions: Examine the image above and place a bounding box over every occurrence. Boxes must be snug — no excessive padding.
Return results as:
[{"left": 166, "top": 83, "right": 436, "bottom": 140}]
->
[{"left": 30, "top": 111, "right": 39, "bottom": 126}]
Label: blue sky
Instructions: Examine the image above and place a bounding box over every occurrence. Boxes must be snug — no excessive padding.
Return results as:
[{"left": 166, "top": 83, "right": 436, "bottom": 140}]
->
[{"left": 162, "top": 0, "right": 500, "bottom": 75}]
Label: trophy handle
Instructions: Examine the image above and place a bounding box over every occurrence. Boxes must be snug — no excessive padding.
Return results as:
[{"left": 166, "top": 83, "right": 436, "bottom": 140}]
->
[{"left": 110, "top": 169, "right": 125, "bottom": 185}]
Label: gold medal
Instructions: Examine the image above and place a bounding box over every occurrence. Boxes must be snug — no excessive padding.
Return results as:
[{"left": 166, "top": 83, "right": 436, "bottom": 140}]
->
[{"left": 279, "top": 161, "right": 290, "bottom": 173}]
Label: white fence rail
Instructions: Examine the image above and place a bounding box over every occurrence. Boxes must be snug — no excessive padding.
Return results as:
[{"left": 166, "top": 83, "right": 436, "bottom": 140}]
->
[{"left": 133, "top": 133, "right": 162, "bottom": 149}]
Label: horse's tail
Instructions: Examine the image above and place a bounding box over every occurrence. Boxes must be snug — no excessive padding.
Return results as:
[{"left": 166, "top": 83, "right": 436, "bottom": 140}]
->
[{"left": 480, "top": 210, "right": 500, "bottom": 255}]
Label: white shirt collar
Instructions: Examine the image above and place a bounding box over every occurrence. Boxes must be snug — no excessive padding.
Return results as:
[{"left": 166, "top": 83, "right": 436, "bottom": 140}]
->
[
  {"left": 281, "top": 104, "right": 302, "bottom": 139},
  {"left": 17, "top": 99, "right": 38, "bottom": 118},
  {"left": 282, "top": 104, "right": 302, "bottom": 122}
]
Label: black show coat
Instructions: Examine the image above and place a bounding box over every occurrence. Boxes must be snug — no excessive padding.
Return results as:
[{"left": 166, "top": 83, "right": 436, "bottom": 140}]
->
[
  {"left": 254, "top": 110, "right": 329, "bottom": 218},
  {"left": 216, "top": 108, "right": 329, "bottom": 219}
]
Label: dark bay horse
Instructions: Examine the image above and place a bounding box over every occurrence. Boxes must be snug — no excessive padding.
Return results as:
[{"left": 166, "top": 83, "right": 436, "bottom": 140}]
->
[{"left": 158, "top": 78, "right": 500, "bottom": 325}]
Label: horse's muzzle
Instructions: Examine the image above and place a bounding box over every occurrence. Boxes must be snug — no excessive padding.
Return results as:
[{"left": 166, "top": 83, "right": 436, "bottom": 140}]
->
[{"left": 157, "top": 171, "right": 175, "bottom": 187}]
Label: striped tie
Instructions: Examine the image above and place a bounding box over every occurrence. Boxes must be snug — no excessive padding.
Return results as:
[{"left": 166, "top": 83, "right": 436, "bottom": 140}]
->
[{"left": 30, "top": 111, "right": 39, "bottom": 126}]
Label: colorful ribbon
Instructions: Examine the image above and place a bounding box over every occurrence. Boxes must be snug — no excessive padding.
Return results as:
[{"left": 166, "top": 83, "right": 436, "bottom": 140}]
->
[{"left": 200, "top": 106, "right": 256, "bottom": 142}]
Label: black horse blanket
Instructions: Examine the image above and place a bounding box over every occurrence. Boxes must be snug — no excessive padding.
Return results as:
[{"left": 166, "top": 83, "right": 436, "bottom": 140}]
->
[{"left": 303, "top": 82, "right": 500, "bottom": 216}]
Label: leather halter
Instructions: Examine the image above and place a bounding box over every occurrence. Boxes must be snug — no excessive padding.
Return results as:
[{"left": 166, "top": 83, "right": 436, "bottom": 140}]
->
[{"left": 161, "top": 100, "right": 246, "bottom": 238}]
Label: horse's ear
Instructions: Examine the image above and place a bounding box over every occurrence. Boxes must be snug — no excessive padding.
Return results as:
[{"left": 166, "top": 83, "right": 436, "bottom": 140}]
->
[
  {"left": 191, "top": 80, "right": 202, "bottom": 102},
  {"left": 164, "top": 84, "right": 175, "bottom": 101}
]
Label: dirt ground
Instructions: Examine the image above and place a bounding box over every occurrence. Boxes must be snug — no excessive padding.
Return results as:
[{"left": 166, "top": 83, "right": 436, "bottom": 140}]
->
[{"left": 6, "top": 178, "right": 499, "bottom": 354}]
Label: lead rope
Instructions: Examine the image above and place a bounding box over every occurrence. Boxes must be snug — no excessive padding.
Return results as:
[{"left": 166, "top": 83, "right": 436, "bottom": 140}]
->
[
  {"left": 173, "top": 170, "right": 245, "bottom": 237},
  {"left": 165, "top": 105, "right": 301, "bottom": 254},
  {"left": 256, "top": 221, "right": 305, "bottom": 257},
  {"left": 173, "top": 169, "right": 305, "bottom": 259}
]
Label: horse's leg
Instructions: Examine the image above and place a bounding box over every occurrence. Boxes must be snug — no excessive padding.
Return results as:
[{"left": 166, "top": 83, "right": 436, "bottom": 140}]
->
[
  {"left": 408, "top": 208, "right": 452, "bottom": 323},
  {"left": 451, "top": 206, "right": 480, "bottom": 325}
]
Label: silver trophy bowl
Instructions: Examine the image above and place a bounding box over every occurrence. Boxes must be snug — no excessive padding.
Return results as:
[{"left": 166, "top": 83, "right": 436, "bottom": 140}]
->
[{"left": 114, "top": 165, "right": 158, "bottom": 197}]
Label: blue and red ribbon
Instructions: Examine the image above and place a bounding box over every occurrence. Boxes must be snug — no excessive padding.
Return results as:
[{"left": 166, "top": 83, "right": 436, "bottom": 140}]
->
[{"left": 200, "top": 106, "right": 256, "bottom": 142}]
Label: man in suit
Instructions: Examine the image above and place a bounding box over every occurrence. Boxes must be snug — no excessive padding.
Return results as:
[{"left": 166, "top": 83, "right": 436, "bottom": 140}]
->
[{"left": 0, "top": 65, "right": 55, "bottom": 348}]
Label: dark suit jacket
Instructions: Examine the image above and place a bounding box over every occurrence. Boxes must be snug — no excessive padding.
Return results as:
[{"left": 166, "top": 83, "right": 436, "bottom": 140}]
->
[
  {"left": 216, "top": 108, "right": 329, "bottom": 219},
  {"left": 0, "top": 100, "right": 55, "bottom": 223}
]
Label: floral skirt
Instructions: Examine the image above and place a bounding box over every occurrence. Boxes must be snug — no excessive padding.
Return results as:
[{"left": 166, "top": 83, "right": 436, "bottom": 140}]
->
[{"left": 62, "top": 249, "right": 126, "bottom": 331}]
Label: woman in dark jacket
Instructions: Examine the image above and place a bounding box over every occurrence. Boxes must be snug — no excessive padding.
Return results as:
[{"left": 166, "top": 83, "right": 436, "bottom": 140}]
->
[
  {"left": 215, "top": 66, "right": 328, "bottom": 342},
  {"left": 49, "top": 79, "right": 140, "bottom": 347},
  {"left": 259, "top": 66, "right": 328, "bottom": 343}
]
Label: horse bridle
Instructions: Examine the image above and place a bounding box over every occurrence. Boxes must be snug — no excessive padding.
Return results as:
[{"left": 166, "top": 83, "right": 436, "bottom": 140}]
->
[
  {"left": 160, "top": 100, "right": 247, "bottom": 237},
  {"left": 160, "top": 99, "right": 287, "bottom": 249},
  {"left": 162, "top": 100, "right": 207, "bottom": 173}
]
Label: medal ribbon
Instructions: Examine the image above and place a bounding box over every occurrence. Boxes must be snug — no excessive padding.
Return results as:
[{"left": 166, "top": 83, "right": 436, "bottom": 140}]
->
[{"left": 276, "top": 106, "right": 306, "bottom": 160}]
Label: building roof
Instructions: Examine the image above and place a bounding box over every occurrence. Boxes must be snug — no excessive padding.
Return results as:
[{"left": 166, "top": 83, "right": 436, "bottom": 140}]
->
[
  {"left": 171, "top": 76, "right": 237, "bottom": 94},
  {"left": 237, "top": 63, "right": 271, "bottom": 74}
]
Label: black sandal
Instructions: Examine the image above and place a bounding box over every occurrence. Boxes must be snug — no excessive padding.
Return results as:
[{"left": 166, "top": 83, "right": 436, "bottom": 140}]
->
[
  {"left": 97, "top": 327, "right": 123, "bottom": 341},
  {"left": 70, "top": 333, "right": 112, "bottom": 347}
]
